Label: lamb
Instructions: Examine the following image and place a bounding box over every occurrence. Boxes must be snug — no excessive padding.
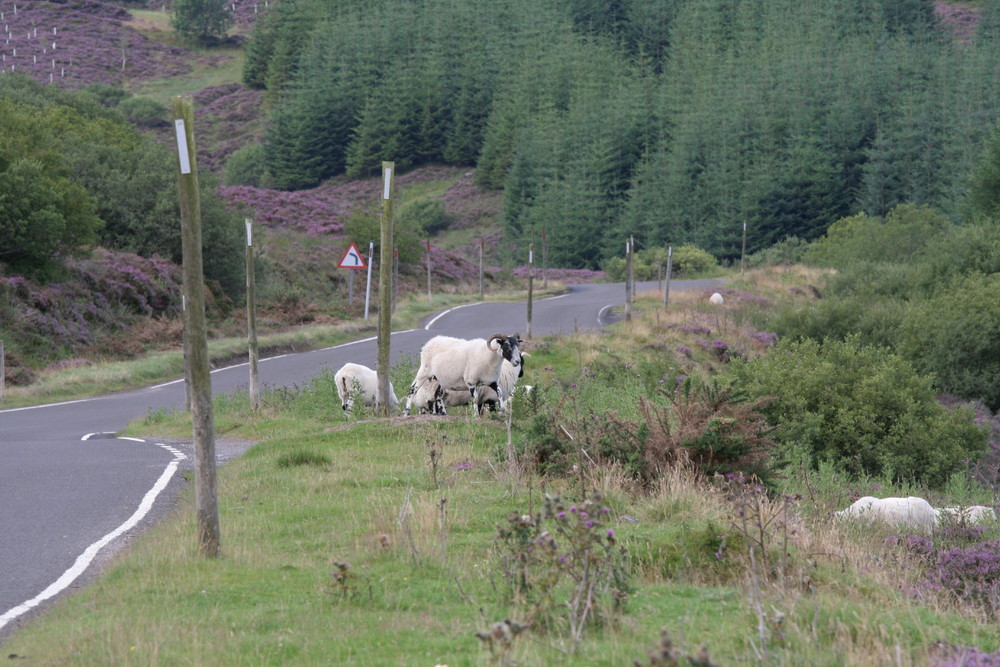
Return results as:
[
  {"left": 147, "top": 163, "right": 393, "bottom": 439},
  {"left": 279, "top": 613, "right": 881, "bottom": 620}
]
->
[
  {"left": 451, "top": 358, "right": 528, "bottom": 414},
  {"left": 935, "top": 505, "right": 997, "bottom": 525},
  {"left": 834, "top": 496, "right": 938, "bottom": 534},
  {"left": 408, "top": 376, "right": 446, "bottom": 415},
  {"left": 334, "top": 362, "right": 398, "bottom": 415},
  {"left": 404, "top": 333, "right": 522, "bottom": 416}
]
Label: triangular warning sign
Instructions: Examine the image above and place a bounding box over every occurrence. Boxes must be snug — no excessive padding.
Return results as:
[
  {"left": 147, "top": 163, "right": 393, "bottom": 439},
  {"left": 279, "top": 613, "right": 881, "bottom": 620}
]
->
[{"left": 338, "top": 242, "right": 367, "bottom": 269}]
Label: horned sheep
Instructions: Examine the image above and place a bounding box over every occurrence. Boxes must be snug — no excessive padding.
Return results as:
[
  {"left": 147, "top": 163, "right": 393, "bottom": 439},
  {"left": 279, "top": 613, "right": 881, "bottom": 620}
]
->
[
  {"left": 334, "top": 362, "right": 398, "bottom": 415},
  {"left": 404, "top": 333, "right": 522, "bottom": 416}
]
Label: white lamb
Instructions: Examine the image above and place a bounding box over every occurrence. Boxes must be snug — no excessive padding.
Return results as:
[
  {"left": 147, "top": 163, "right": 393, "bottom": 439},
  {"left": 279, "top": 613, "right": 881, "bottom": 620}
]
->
[
  {"left": 334, "top": 362, "right": 398, "bottom": 415},
  {"left": 834, "top": 496, "right": 938, "bottom": 534},
  {"left": 441, "top": 357, "right": 528, "bottom": 414},
  {"left": 404, "top": 333, "right": 522, "bottom": 417},
  {"left": 935, "top": 505, "right": 997, "bottom": 525}
]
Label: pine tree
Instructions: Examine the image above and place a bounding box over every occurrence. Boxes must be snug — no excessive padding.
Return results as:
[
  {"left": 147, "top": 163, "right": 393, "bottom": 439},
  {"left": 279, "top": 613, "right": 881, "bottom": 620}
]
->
[{"left": 171, "top": 0, "right": 233, "bottom": 44}]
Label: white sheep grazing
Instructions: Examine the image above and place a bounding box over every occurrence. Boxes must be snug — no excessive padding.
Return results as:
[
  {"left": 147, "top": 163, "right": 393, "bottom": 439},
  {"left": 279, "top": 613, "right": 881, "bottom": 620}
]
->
[
  {"left": 404, "top": 333, "right": 522, "bottom": 417},
  {"left": 834, "top": 496, "right": 938, "bottom": 534},
  {"left": 935, "top": 505, "right": 997, "bottom": 525},
  {"left": 334, "top": 362, "right": 398, "bottom": 415}
]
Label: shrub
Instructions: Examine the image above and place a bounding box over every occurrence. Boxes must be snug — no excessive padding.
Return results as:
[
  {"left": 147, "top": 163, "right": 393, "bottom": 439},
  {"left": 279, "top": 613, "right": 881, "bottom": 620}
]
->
[
  {"left": 224, "top": 143, "right": 269, "bottom": 187},
  {"left": 746, "top": 236, "right": 811, "bottom": 267},
  {"left": 399, "top": 199, "right": 451, "bottom": 236},
  {"left": 602, "top": 244, "right": 718, "bottom": 281},
  {"left": 117, "top": 97, "right": 167, "bottom": 128},
  {"left": 898, "top": 272, "right": 1000, "bottom": 411},
  {"left": 724, "top": 336, "right": 987, "bottom": 488}
]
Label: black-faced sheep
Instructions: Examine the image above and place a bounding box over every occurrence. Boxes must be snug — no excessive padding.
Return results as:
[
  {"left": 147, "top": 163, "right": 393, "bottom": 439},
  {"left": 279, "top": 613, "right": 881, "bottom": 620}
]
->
[
  {"left": 404, "top": 333, "right": 522, "bottom": 416},
  {"left": 334, "top": 362, "right": 398, "bottom": 415}
]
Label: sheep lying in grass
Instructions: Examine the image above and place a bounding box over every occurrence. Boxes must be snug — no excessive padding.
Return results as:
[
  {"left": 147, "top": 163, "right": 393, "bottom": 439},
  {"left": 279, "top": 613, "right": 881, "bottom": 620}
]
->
[
  {"left": 835, "top": 496, "right": 938, "bottom": 534},
  {"left": 334, "top": 362, "right": 398, "bottom": 415},
  {"left": 404, "top": 333, "right": 523, "bottom": 416},
  {"left": 935, "top": 505, "right": 997, "bottom": 525}
]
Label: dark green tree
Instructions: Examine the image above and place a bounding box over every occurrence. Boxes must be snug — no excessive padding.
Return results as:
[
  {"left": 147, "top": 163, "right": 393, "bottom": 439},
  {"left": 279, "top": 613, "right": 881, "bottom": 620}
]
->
[{"left": 171, "top": 0, "right": 234, "bottom": 44}]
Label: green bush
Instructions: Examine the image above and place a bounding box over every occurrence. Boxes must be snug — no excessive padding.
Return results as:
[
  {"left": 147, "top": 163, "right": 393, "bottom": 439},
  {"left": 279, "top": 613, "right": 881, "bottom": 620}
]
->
[
  {"left": 724, "top": 336, "right": 987, "bottom": 488},
  {"left": 117, "top": 97, "right": 167, "bottom": 128},
  {"left": 602, "top": 244, "right": 717, "bottom": 281},
  {"left": 224, "top": 143, "right": 269, "bottom": 187},
  {"left": 746, "top": 236, "right": 811, "bottom": 267},
  {"left": 805, "top": 204, "right": 949, "bottom": 269},
  {"left": 898, "top": 272, "right": 1000, "bottom": 411},
  {"left": 399, "top": 199, "right": 451, "bottom": 235}
]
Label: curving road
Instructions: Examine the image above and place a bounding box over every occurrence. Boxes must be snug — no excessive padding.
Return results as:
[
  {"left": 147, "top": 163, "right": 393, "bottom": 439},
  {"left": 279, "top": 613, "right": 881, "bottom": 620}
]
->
[{"left": 0, "top": 279, "right": 720, "bottom": 640}]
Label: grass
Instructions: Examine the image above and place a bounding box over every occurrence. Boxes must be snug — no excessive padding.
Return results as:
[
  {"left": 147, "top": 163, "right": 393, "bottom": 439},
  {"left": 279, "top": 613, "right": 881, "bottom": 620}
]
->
[
  {"left": 6, "top": 267, "right": 1000, "bottom": 665},
  {"left": 123, "top": 9, "right": 247, "bottom": 103}
]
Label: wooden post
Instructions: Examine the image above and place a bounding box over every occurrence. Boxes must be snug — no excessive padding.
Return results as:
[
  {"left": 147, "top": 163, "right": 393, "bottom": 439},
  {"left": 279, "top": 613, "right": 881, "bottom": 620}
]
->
[
  {"left": 0, "top": 339, "right": 5, "bottom": 402},
  {"left": 426, "top": 238, "right": 432, "bottom": 304},
  {"left": 663, "top": 245, "right": 673, "bottom": 310},
  {"left": 625, "top": 237, "right": 634, "bottom": 322},
  {"left": 246, "top": 218, "right": 259, "bottom": 413},
  {"left": 526, "top": 242, "right": 534, "bottom": 339},
  {"left": 479, "top": 239, "right": 484, "bottom": 301},
  {"left": 172, "top": 96, "right": 220, "bottom": 558},
  {"left": 392, "top": 248, "right": 398, "bottom": 313},
  {"left": 377, "top": 162, "right": 395, "bottom": 417}
]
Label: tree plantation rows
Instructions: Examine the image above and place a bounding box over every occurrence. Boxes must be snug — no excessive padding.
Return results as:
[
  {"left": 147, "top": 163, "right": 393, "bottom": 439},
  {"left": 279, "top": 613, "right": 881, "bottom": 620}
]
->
[{"left": 236, "top": 0, "right": 1000, "bottom": 269}]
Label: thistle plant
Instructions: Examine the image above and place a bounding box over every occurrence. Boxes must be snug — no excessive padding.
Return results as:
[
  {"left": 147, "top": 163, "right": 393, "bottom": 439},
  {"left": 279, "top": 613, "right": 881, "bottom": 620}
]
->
[{"left": 493, "top": 493, "right": 631, "bottom": 650}]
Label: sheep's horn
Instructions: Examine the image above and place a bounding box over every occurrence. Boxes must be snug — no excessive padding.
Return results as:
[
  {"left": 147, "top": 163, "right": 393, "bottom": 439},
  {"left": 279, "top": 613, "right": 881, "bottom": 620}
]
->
[{"left": 487, "top": 333, "right": 506, "bottom": 350}]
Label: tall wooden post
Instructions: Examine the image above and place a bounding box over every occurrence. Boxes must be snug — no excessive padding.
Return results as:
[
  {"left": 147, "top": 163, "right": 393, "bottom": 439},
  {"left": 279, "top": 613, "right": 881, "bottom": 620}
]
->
[
  {"left": 625, "top": 237, "right": 634, "bottom": 322},
  {"left": 479, "top": 239, "right": 484, "bottom": 301},
  {"left": 392, "top": 248, "right": 399, "bottom": 313},
  {"left": 526, "top": 242, "right": 534, "bottom": 339},
  {"left": 0, "top": 339, "right": 5, "bottom": 402},
  {"left": 172, "top": 96, "right": 220, "bottom": 558},
  {"left": 246, "top": 218, "right": 259, "bottom": 413},
  {"left": 377, "top": 162, "right": 395, "bottom": 416},
  {"left": 663, "top": 245, "right": 674, "bottom": 310}
]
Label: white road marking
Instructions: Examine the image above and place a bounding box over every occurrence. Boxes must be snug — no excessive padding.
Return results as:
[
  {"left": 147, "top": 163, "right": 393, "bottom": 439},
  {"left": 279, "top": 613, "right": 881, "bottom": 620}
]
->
[{"left": 0, "top": 437, "right": 187, "bottom": 632}]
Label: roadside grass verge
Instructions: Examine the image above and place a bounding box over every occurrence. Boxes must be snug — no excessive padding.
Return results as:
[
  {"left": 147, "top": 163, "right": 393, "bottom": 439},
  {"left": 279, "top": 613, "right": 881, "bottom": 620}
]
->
[{"left": 6, "top": 267, "right": 1000, "bottom": 664}]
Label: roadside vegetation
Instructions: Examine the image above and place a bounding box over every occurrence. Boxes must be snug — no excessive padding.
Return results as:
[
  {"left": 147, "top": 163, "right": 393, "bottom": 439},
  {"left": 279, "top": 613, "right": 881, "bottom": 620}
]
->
[{"left": 5, "top": 264, "right": 1000, "bottom": 665}]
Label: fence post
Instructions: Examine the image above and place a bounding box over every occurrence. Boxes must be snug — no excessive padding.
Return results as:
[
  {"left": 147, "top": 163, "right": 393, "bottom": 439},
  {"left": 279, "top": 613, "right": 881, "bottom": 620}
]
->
[
  {"left": 246, "top": 218, "right": 259, "bottom": 413},
  {"left": 172, "top": 95, "right": 220, "bottom": 558},
  {"left": 625, "top": 237, "right": 634, "bottom": 322},
  {"left": 663, "top": 245, "right": 674, "bottom": 311},
  {"left": 377, "top": 163, "right": 395, "bottom": 416}
]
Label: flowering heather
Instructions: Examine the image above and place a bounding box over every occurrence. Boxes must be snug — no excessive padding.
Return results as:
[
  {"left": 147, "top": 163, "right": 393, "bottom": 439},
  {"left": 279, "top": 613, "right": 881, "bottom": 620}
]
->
[
  {"left": 0, "top": 0, "right": 192, "bottom": 89},
  {"left": 916, "top": 540, "right": 1000, "bottom": 616},
  {"left": 192, "top": 83, "right": 265, "bottom": 172},
  {"left": 0, "top": 249, "right": 181, "bottom": 356},
  {"left": 933, "top": 647, "right": 1000, "bottom": 667},
  {"left": 749, "top": 331, "right": 778, "bottom": 348},
  {"left": 936, "top": 1, "right": 980, "bottom": 44},
  {"left": 219, "top": 183, "right": 348, "bottom": 235}
]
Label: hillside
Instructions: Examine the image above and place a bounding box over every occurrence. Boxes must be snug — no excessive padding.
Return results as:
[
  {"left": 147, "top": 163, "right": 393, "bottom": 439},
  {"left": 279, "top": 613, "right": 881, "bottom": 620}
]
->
[{"left": 0, "top": 0, "right": 989, "bottom": 387}]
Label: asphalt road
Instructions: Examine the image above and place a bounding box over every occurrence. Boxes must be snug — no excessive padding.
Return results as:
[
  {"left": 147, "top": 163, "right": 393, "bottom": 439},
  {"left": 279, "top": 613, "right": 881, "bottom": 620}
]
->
[{"left": 0, "top": 278, "right": 721, "bottom": 640}]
